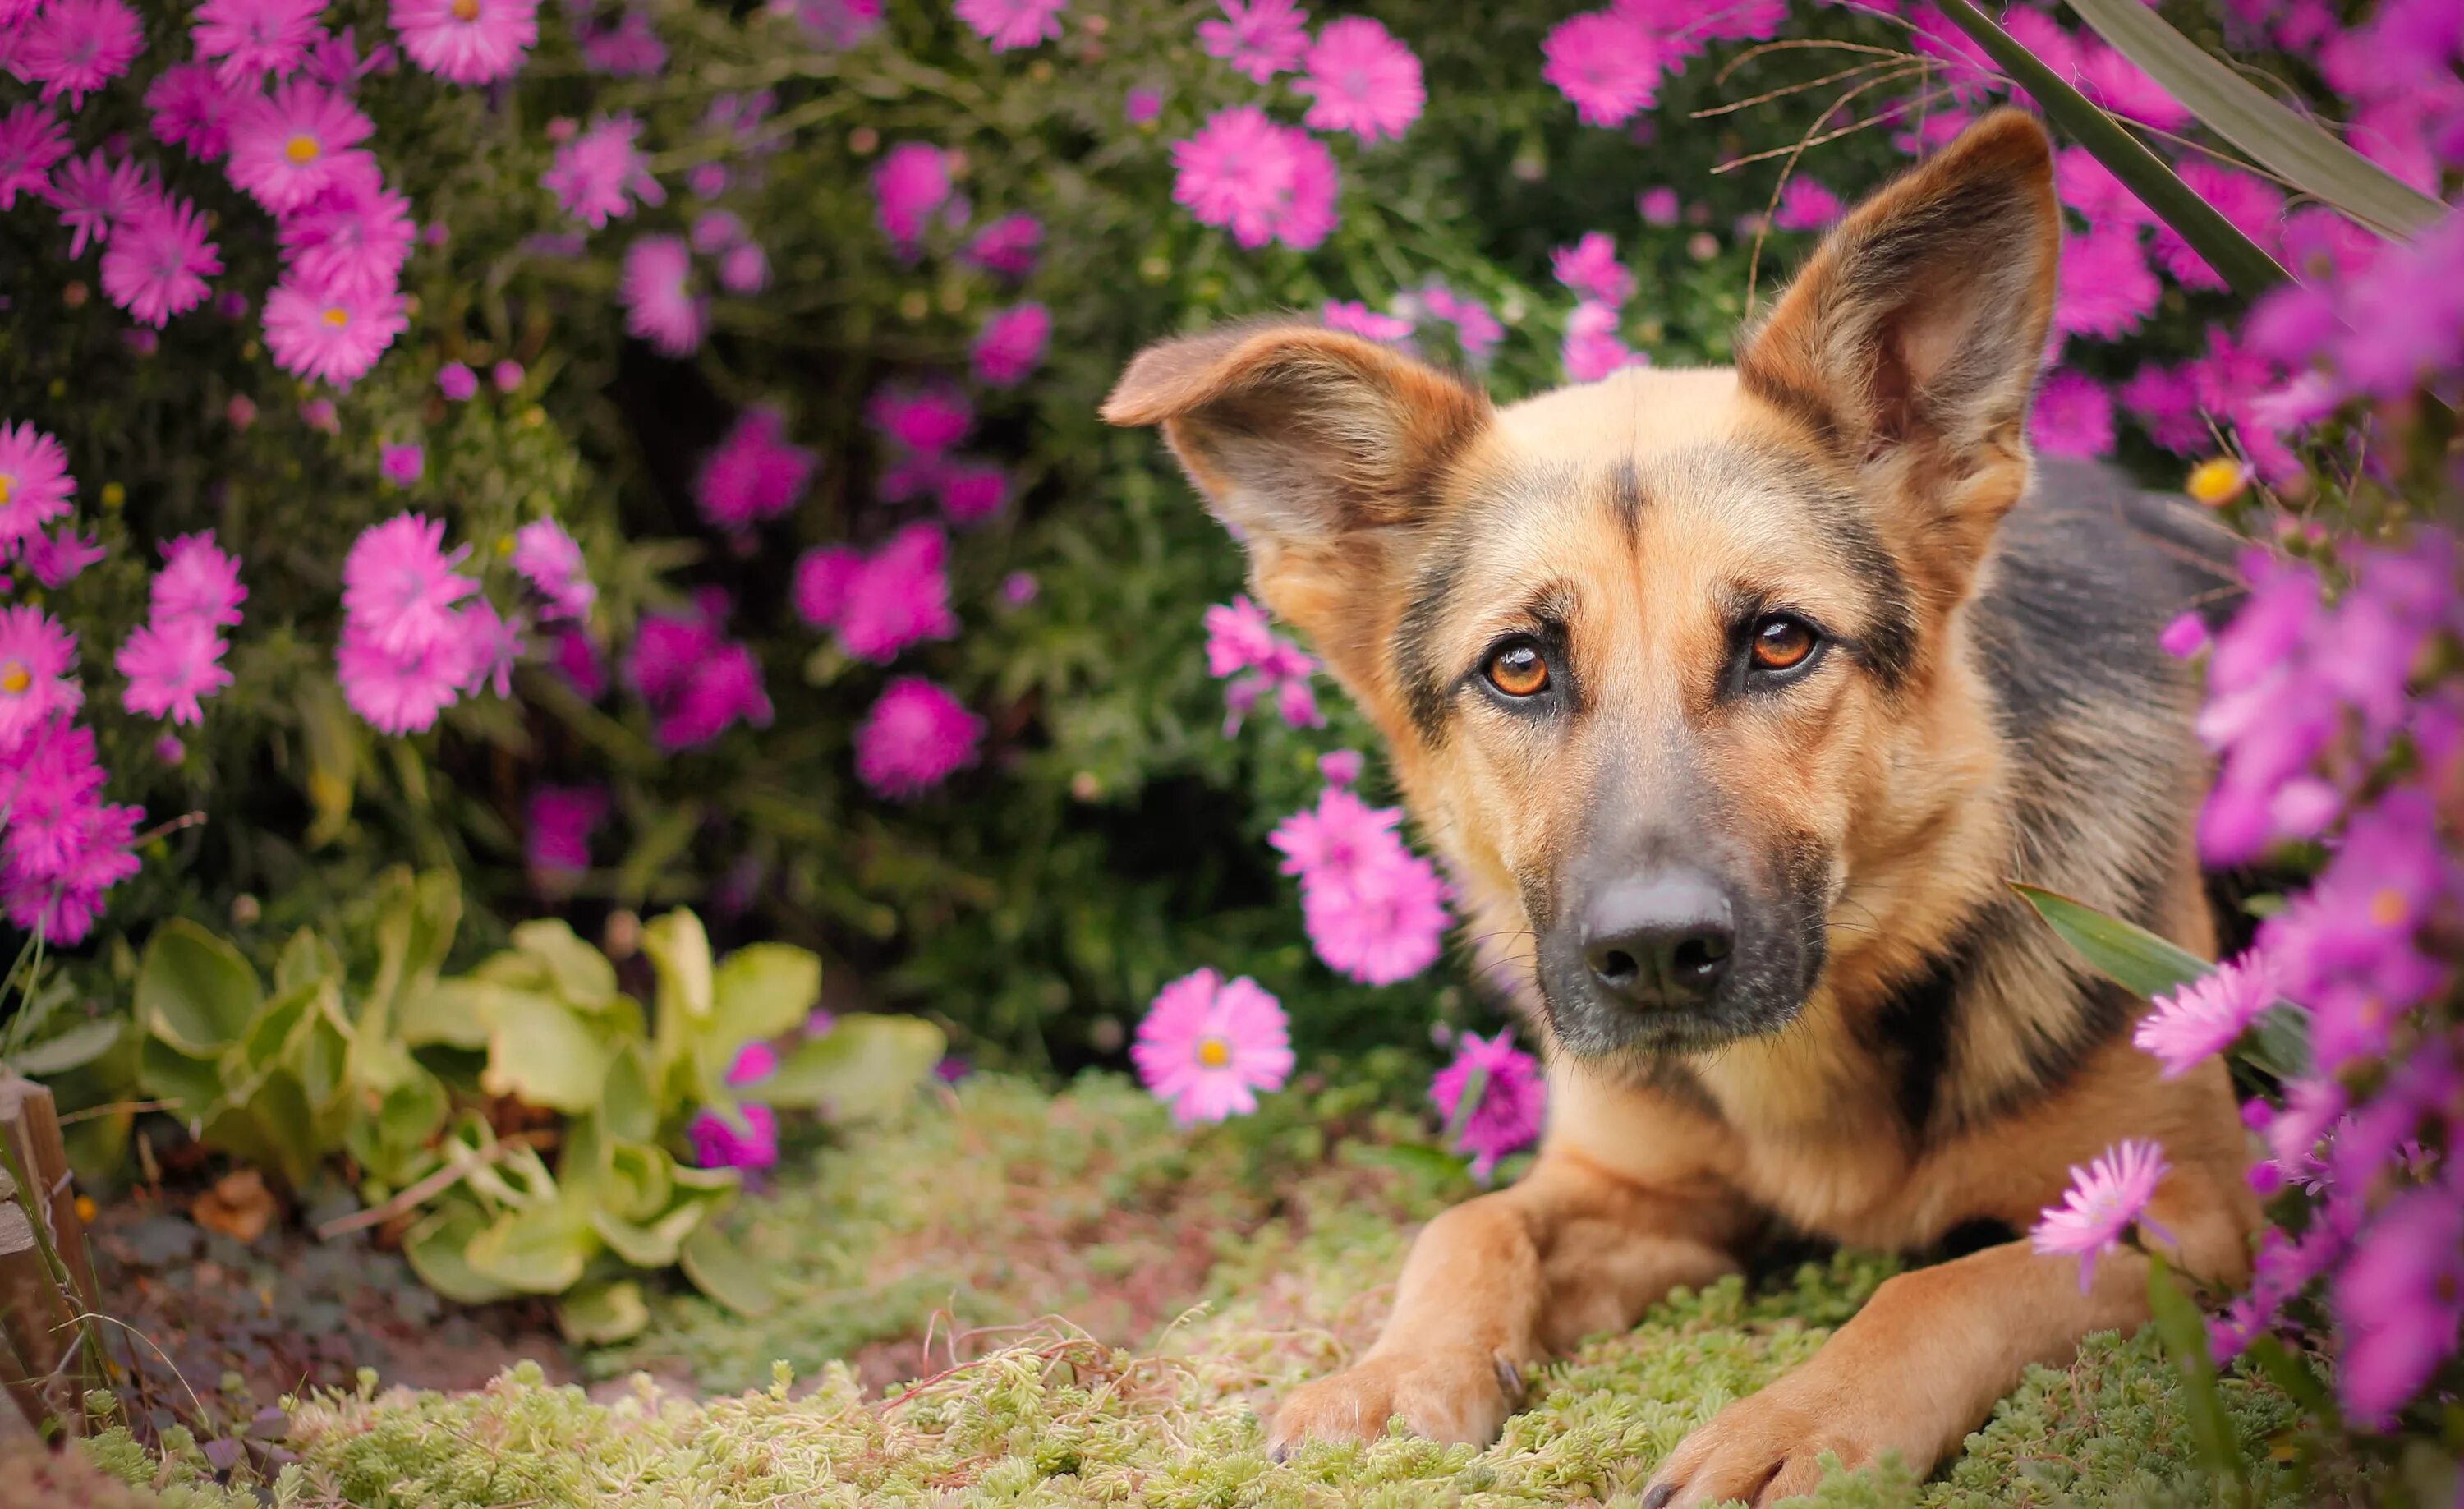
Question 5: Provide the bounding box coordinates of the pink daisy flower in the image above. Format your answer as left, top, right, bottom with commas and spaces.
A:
1293, 16, 1422, 143
1202, 596, 1277, 679
2030, 368, 2115, 459
2053, 145, 2152, 230
380, 442, 425, 486
1322, 299, 1411, 343
524, 783, 607, 882
1198, 0, 1308, 84
102, 194, 223, 327
2151, 161, 2285, 293
151, 531, 247, 630
770, 0, 880, 48
336, 618, 472, 734
619, 234, 703, 356
540, 113, 662, 227
277, 179, 415, 300
837, 522, 958, 663
191, 0, 323, 83
650, 637, 769, 749
687, 1102, 778, 1170
871, 141, 950, 253
264, 277, 408, 387
227, 81, 375, 215
1551, 231, 1632, 307
437, 361, 478, 400
1562, 299, 1641, 382
19, 0, 145, 109
1772, 176, 1844, 232
791, 545, 862, 629
303, 24, 397, 88
551, 629, 605, 701
0, 104, 70, 211
2077, 41, 2190, 130
23, 527, 104, 588
2031, 1138, 2174, 1293
962, 211, 1042, 278
1542, 11, 1662, 127
1171, 106, 1339, 251
1302, 848, 1450, 985
694, 408, 816, 531
868, 382, 974, 454
3, 798, 141, 945
342, 513, 476, 655
1131, 968, 1294, 1126
457, 599, 522, 698
2053, 225, 2160, 341
954, 0, 1064, 52
1639, 185, 1680, 226
969, 301, 1050, 387
718, 241, 769, 294
511, 517, 594, 620
0, 607, 83, 754
2132, 952, 2278, 1079
145, 65, 246, 161
854, 677, 982, 798
391, 0, 539, 84
49, 150, 153, 260
1268, 784, 1402, 887
935, 460, 1008, 526
1125, 86, 1163, 124
1422, 283, 1501, 361
0, 422, 75, 548
1430, 1028, 1547, 1182
116, 617, 232, 725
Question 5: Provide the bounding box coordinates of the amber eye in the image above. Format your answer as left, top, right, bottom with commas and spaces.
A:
1749, 614, 1818, 674
1484, 641, 1551, 697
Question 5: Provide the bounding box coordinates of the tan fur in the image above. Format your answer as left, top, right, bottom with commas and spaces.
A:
1104, 111, 2259, 1506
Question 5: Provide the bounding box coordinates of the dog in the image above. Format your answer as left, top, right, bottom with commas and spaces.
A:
1102, 110, 2260, 1505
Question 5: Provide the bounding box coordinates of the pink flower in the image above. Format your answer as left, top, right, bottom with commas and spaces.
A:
1551, 231, 1632, 307
1125, 85, 1163, 124
227, 81, 375, 215
1322, 300, 1410, 342
492, 358, 522, 391
1131, 968, 1294, 1125
954, 0, 1064, 52
837, 523, 958, 663
871, 141, 950, 253
264, 278, 407, 387
1421, 283, 1502, 362
23, 528, 103, 588
2132, 952, 2278, 1079
1772, 176, 1843, 232
380, 442, 425, 487
392, 0, 540, 84
2030, 1138, 2173, 1294
969, 302, 1050, 386
1302, 847, 1450, 984
2121, 362, 2206, 453
116, 618, 232, 725
2151, 162, 2284, 292
49, 150, 151, 259
511, 518, 594, 620
304, 24, 398, 88
343, 513, 476, 655
1000, 570, 1037, 607
337, 615, 479, 734
277, 178, 415, 301
2054, 225, 2160, 341
19, 0, 145, 108
2053, 145, 2151, 230
0, 606, 83, 753
2328, 1185, 2464, 1427
2, 787, 140, 946
962, 212, 1041, 278
525, 783, 606, 882
1171, 106, 1339, 251
1638, 185, 1680, 226
1198, 0, 1308, 84
1292, 15, 1422, 143
0, 423, 75, 547
0, 718, 108, 876
540, 114, 662, 227
2030, 368, 2115, 459
2078, 40, 2190, 130
792, 545, 864, 628
1562, 299, 1641, 382
620, 234, 704, 356
1542, 10, 1662, 127
0, 104, 71, 210
1317, 748, 1362, 786
623, 610, 770, 749
868, 382, 974, 454
718, 241, 769, 294
935, 459, 1008, 525
101, 193, 222, 327
551, 627, 605, 699
1202, 596, 1277, 679
1430, 1028, 1547, 1181
694, 408, 816, 530
855, 677, 983, 798
772, 0, 881, 48
687, 1102, 778, 1170
438, 361, 477, 400
152, 531, 247, 631
191, 0, 320, 82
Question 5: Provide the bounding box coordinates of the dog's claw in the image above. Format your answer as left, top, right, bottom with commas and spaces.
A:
1639, 1484, 1676, 1509
1267, 1442, 1289, 1465
1492, 1353, 1524, 1402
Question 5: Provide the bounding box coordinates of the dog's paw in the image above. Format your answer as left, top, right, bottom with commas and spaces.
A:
1266, 1347, 1528, 1456
1641, 1383, 1885, 1508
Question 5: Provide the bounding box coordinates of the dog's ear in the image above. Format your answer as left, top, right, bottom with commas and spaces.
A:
1737, 109, 2058, 587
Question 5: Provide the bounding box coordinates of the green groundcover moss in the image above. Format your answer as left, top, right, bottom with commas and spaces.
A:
50, 1075, 2359, 1507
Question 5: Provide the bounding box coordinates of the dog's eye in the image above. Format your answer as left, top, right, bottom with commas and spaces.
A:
1484, 640, 1551, 697
1749, 614, 1819, 675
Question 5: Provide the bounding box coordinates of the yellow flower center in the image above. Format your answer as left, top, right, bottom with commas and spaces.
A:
0, 474, 12, 506
451, 0, 480, 16
0, 660, 29, 697
1194, 1037, 1231, 1069
2185, 458, 2246, 508
284, 133, 319, 165
322, 306, 350, 329
2370, 888, 2407, 928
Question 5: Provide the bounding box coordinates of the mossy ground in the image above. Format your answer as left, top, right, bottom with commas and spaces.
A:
56, 1073, 2356, 1506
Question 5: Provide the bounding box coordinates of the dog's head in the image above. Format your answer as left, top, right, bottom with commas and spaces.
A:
1105, 112, 2059, 1060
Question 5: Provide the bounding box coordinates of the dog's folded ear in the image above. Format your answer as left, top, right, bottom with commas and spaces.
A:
1102, 319, 1492, 549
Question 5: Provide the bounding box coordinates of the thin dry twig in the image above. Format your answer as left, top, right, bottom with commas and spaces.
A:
314, 1131, 556, 1240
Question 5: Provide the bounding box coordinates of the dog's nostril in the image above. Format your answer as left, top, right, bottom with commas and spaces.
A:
1576, 868, 1736, 1009
1597, 948, 1639, 983
1671, 932, 1731, 980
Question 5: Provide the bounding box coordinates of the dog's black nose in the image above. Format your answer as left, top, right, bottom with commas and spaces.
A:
1579, 870, 1735, 1008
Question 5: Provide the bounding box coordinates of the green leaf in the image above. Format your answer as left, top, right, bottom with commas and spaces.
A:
236, 982, 320, 1074
643, 909, 715, 1020
462, 1200, 597, 1294
711, 943, 822, 1047
590, 1198, 709, 1268
480, 996, 616, 1113
136, 1035, 230, 1122
2147, 1258, 2252, 1507
2066, 0, 2444, 240
1930, 0, 2287, 298
758, 1014, 946, 1120
2244, 1004, 2314, 1083
680, 1220, 776, 1318
557, 1281, 650, 1346
273, 928, 343, 996
510, 919, 619, 1010
403, 1202, 517, 1305
8, 1018, 124, 1078
600, 1044, 657, 1144
596, 1139, 675, 1223
2008, 883, 2209, 998
397, 978, 511, 1050
136, 919, 263, 1058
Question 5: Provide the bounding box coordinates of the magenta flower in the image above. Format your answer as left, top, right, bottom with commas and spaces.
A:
1131, 968, 1294, 1125
1292, 16, 1422, 143
1126, 86, 1162, 124
1430, 1028, 1547, 1182
2329, 1185, 2464, 1427
2053, 146, 2151, 230
792, 545, 863, 629
551, 627, 605, 700
854, 677, 982, 798
151, 531, 246, 631
228, 81, 375, 215
492, 358, 523, 391
343, 513, 476, 656
969, 302, 1050, 387
1000, 570, 1038, 607
0, 104, 71, 209
687, 1102, 778, 1171
2030, 368, 2115, 459
525, 783, 607, 882
575, 6, 664, 73
2152, 161, 2285, 292
0, 423, 77, 548
868, 382, 974, 455
837, 523, 958, 663
19, 0, 145, 108
277, 179, 416, 301
1562, 300, 1641, 383
101, 194, 223, 327
1638, 185, 1680, 226
2133, 952, 2278, 1079
2030, 1139, 2172, 1294
0, 607, 84, 754
1551, 231, 1632, 308
336, 616, 480, 734
49, 150, 151, 260
380, 443, 425, 488
2120, 363, 2205, 453
511, 518, 595, 621
1421, 283, 1501, 362
1203, 596, 1276, 678
1303, 848, 1450, 985
624, 611, 771, 750
1322, 301, 1410, 343
304, 24, 397, 88
1317, 748, 1362, 786
718, 241, 770, 294
2077, 40, 2189, 130
392, 0, 540, 84
695, 409, 816, 531
1198, 0, 1308, 84
1542, 11, 1662, 127
437, 361, 478, 400
264, 278, 407, 387
620, 235, 705, 356
961, 211, 1041, 278
935, 459, 1009, 526
541, 114, 662, 227
191, 0, 320, 83
1772, 176, 1844, 232
116, 618, 232, 726
1171, 106, 1338, 251
773, 0, 881, 48
2054, 225, 2160, 341
2, 789, 140, 946
954, 0, 1064, 52
871, 141, 950, 253
23, 527, 103, 588
0, 719, 108, 877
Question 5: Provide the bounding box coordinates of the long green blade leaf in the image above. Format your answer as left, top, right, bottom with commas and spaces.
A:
2067, 0, 2444, 241
1930, 0, 2287, 299
2009, 882, 2209, 999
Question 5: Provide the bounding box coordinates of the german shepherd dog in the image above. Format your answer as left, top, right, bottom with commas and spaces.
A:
1102, 111, 2263, 1504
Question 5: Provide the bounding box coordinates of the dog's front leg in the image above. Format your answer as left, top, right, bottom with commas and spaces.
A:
1267, 1149, 1745, 1454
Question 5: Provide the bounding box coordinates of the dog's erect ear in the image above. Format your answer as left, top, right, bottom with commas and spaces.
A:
1101, 320, 1491, 550
1737, 109, 2058, 580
